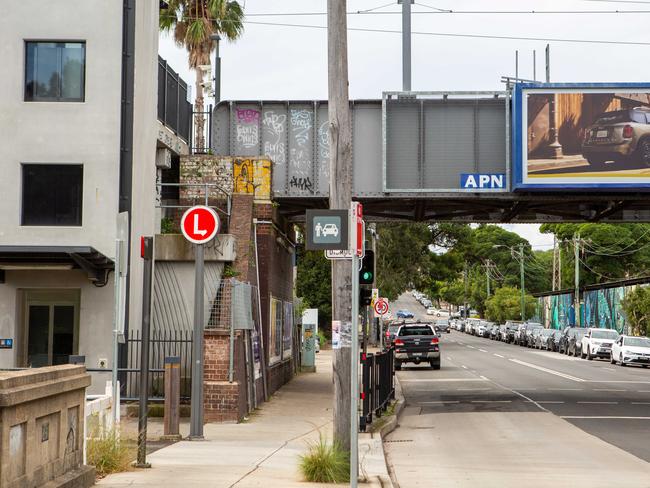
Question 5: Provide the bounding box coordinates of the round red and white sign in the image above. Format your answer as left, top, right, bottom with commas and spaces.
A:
374, 298, 389, 316
180, 206, 220, 244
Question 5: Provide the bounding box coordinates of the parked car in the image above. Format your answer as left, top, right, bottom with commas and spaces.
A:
534, 329, 555, 350
384, 322, 403, 347
426, 307, 436, 315
611, 335, 650, 367
502, 321, 521, 343
434, 318, 451, 334
514, 323, 527, 345
520, 323, 544, 347
582, 107, 650, 168
476, 321, 488, 337
548, 329, 562, 352
481, 321, 494, 339
529, 327, 544, 348
396, 309, 414, 319
581, 328, 619, 360
567, 328, 587, 357
393, 323, 441, 370
489, 324, 499, 340
558, 327, 574, 354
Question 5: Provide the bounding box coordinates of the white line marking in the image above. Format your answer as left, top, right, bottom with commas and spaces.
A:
419, 401, 460, 405
593, 389, 626, 392
562, 416, 650, 420
509, 358, 585, 382
493, 353, 505, 358
446, 356, 452, 361
471, 400, 512, 403
479, 349, 488, 353
631, 402, 650, 405
536, 401, 565, 404
461, 365, 468, 369
467, 345, 475, 349
399, 378, 487, 383
602, 368, 617, 372
457, 387, 491, 391
548, 388, 583, 391
584, 380, 650, 384
577, 401, 618, 404
638, 390, 650, 393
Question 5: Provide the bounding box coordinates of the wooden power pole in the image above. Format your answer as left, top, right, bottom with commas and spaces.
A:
327, 0, 353, 452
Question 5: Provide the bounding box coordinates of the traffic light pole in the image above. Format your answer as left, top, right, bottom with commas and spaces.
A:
350, 252, 360, 488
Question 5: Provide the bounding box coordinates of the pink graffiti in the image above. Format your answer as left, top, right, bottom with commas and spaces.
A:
236, 108, 261, 124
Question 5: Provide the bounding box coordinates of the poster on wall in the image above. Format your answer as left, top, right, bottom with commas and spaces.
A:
512, 84, 650, 190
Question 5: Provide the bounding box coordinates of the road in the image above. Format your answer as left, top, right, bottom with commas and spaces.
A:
385, 293, 650, 488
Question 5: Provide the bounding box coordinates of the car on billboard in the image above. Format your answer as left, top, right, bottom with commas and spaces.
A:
582, 107, 650, 168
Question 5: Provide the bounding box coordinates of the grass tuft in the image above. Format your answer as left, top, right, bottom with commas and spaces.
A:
299, 434, 350, 483
86, 426, 136, 478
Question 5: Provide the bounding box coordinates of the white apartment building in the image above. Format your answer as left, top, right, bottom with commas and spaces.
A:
0, 0, 188, 392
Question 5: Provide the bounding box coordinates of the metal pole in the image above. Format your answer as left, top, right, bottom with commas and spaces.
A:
112, 239, 121, 424
402, 0, 411, 91
350, 252, 360, 488
214, 37, 221, 103
545, 44, 551, 83
515, 50, 519, 81
574, 234, 581, 327
136, 236, 153, 468
519, 244, 526, 321
229, 280, 236, 382
463, 262, 468, 318
533, 50, 537, 81
189, 243, 205, 439
486, 260, 491, 298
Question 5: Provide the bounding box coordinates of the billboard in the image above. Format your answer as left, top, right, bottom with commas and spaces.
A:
513, 83, 650, 190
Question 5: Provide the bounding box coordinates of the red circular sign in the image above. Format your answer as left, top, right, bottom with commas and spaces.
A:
374, 298, 389, 316
180, 206, 220, 244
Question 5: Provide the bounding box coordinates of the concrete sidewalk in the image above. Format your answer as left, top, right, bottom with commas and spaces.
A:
98, 350, 390, 487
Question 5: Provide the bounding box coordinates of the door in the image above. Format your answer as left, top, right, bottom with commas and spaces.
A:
24, 291, 79, 367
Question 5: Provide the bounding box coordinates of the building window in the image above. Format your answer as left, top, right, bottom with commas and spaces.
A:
22, 164, 83, 226
25, 42, 85, 102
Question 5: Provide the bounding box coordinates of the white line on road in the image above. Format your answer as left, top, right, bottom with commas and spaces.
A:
602, 368, 617, 372
509, 358, 585, 382
399, 378, 488, 383
461, 365, 468, 369
470, 400, 512, 403
548, 388, 583, 391
493, 353, 505, 358
593, 389, 626, 392
577, 401, 619, 404
584, 380, 650, 384
419, 401, 460, 405
562, 416, 650, 420
631, 402, 650, 405
446, 356, 452, 361
638, 390, 650, 393
467, 345, 475, 349
479, 349, 488, 353
456, 387, 492, 391
535, 401, 565, 404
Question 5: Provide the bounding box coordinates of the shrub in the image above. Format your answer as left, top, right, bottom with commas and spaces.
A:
299, 435, 350, 483
86, 426, 135, 478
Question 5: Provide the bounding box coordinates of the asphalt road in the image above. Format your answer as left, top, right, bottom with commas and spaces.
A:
385, 293, 650, 487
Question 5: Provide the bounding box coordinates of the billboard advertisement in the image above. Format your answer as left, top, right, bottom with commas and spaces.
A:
512, 83, 650, 190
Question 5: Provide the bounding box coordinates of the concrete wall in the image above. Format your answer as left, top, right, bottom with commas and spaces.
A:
0, 0, 122, 257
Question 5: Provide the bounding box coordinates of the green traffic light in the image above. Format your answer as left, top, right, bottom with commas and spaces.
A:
363, 272, 372, 280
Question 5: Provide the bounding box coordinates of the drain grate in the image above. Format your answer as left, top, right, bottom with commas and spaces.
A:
385, 439, 414, 443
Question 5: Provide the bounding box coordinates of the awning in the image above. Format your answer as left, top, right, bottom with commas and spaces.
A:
0, 246, 114, 285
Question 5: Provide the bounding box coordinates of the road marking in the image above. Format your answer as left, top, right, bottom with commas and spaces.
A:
562, 416, 650, 420
577, 401, 618, 404
548, 388, 583, 391
631, 402, 650, 405
446, 356, 453, 361
535, 401, 565, 404
479, 348, 488, 353
509, 358, 585, 382
593, 388, 626, 392
602, 368, 617, 372
467, 345, 475, 349
471, 400, 512, 403
399, 378, 488, 383
457, 387, 491, 391
638, 390, 650, 393
584, 380, 650, 384
493, 353, 505, 358
461, 365, 468, 369
419, 401, 460, 405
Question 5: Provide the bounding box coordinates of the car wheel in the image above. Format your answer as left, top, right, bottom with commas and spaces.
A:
610, 353, 616, 364
586, 155, 607, 169
395, 362, 402, 371
636, 139, 650, 167
587, 347, 593, 360
619, 354, 626, 367
643, 365, 648, 368
431, 360, 441, 370
581, 349, 586, 359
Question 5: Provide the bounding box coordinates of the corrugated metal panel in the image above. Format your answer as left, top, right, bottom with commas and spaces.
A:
353, 103, 383, 196
477, 102, 507, 174
386, 100, 420, 189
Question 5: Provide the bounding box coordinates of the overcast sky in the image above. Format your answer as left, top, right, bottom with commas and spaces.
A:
159, 0, 650, 248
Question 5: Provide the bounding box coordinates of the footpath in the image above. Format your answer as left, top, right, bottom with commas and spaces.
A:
98, 350, 392, 488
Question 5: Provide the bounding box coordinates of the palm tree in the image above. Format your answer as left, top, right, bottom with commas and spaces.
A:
160, 0, 244, 150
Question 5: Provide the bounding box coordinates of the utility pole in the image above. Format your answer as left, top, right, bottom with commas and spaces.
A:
483, 260, 492, 298
463, 263, 468, 318
552, 236, 557, 291
545, 43, 551, 83
401, 0, 412, 91
517, 244, 526, 321
327, 0, 354, 469
574, 234, 581, 327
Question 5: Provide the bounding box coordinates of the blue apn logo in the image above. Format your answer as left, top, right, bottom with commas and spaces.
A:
460, 173, 506, 190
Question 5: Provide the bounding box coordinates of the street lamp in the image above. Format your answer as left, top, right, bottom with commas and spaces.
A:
209, 33, 221, 103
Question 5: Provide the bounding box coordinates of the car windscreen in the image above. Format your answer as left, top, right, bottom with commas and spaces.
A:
574, 330, 586, 338
435, 320, 449, 325
625, 337, 650, 347
399, 326, 434, 336
592, 330, 619, 339
595, 110, 631, 125
388, 325, 401, 333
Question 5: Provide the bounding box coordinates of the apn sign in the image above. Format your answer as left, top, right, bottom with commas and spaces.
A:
460, 173, 506, 190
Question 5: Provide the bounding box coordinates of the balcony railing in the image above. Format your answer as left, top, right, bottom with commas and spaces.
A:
158, 56, 192, 142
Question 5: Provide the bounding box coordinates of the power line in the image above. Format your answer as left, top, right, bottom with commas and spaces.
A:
239, 20, 650, 46
242, 8, 650, 16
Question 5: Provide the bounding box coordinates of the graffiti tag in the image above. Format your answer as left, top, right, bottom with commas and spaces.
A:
289, 176, 314, 193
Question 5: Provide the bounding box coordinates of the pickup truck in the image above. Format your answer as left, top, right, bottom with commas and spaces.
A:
393, 323, 440, 370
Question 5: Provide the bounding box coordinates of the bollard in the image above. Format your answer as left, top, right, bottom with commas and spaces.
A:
162, 356, 182, 440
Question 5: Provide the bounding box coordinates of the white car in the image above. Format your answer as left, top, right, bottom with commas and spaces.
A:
426, 307, 436, 315
611, 335, 650, 367
581, 328, 619, 360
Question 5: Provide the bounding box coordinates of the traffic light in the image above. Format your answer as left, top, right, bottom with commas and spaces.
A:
359, 250, 375, 285
360, 288, 372, 306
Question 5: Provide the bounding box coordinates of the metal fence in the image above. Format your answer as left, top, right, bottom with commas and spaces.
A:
158, 56, 192, 142
191, 108, 212, 154
122, 329, 193, 402
360, 348, 395, 432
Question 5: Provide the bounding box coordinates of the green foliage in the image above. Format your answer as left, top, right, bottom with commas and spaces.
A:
295, 245, 332, 331
299, 435, 350, 483
485, 286, 536, 323
318, 329, 328, 347
622, 286, 650, 337
222, 264, 239, 278
87, 426, 136, 477
160, 217, 175, 234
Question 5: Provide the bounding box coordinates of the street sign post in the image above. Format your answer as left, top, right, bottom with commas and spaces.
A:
181, 205, 221, 440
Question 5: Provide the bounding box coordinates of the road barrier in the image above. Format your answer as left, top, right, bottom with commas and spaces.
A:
360, 348, 395, 432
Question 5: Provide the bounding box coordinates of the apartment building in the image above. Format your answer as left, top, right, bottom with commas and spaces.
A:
0, 0, 188, 392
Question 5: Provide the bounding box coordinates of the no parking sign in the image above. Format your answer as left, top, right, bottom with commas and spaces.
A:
374, 298, 389, 316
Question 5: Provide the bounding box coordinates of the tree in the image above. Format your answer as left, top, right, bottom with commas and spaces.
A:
295, 245, 332, 334
484, 286, 536, 323
622, 286, 650, 337
160, 0, 244, 147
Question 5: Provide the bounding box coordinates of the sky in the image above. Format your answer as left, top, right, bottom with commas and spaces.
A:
159, 0, 650, 248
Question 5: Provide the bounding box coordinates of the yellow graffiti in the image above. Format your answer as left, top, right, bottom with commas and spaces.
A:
233, 158, 272, 200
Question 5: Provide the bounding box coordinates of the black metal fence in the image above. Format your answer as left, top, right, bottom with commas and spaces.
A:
191, 108, 212, 154
360, 348, 395, 432
158, 56, 192, 142
122, 329, 193, 402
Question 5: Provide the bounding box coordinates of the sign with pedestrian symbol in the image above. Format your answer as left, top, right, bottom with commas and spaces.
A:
305, 209, 349, 251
